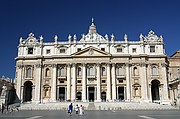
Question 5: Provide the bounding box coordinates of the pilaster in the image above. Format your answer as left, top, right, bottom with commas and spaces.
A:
66, 64, 71, 101
82, 63, 87, 102
71, 63, 76, 101
51, 64, 57, 102
106, 63, 111, 101
140, 63, 148, 101
111, 63, 116, 101
96, 63, 101, 102
126, 63, 131, 101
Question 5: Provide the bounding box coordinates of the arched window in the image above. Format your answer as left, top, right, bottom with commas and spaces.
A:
59, 67, 65, 76
133, 67, 138, 76
78, 67, 82, 76
45, 68, 50, 77
152, 66, 157, 75
89, 66, 94, 76
102, 67, 106, 76
118, 67, 123, 76
26, 68, 32, 78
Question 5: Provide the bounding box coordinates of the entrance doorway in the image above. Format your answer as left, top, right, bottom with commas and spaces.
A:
101, 92, 106, 102
76, 92, 82, 101
118, 87, 124, 101
23, 81, 33, 102
88, 87, 95, 102
59, 87, 65, 101
151, 80, 160, 102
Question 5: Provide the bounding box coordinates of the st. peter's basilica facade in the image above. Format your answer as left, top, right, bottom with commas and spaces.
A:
14, 20, 170, 104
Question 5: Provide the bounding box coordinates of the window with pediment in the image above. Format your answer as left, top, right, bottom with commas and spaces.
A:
59, 67, 65, 76
152, 66, 157, 76
88, 66, 94, 76
102, 67, 106, 76
45, 68, 50, 77
133, 67, 138, 76
59, 48, 66, 53
26, 67, 32, 78
118, 67, 123, 76
28, 48, 33, 54
150, 46, 155, 53
77, 67, 82, 76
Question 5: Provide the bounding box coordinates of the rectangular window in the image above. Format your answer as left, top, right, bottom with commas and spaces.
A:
60, 49, 66, 53
46, 49, 50, 54
150, 46, 155, 53
28, 48, 33, 54
102, 80, 106, 83
60, 81, 64, 83
118, 79, 123, 83
77, 80, 81, 83
117, 48, 122, 53
77, 48, 81, 52
132, 48, 136, 53
101, 48, 105, 51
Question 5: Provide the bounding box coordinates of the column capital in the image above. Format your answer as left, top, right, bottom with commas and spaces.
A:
52, 64, 57, 68
161, 62, 167, 67
17, 64, 23, 69
125, 62, 131, 67
140, 62, 147, 67
96, 63, 101, 67
35, 64, 43, 68
82, 63, 87, 67
72, 63, 76, 67
66, 64, 71, 68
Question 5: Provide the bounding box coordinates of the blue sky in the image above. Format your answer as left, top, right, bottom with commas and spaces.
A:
0, 0, 179, 78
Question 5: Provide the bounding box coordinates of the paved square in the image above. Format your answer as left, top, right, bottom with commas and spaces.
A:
0, 110, 180, 119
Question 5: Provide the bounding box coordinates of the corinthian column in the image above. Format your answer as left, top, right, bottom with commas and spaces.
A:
35, 64, 42, 103
106, 63, 111, 101
71, 63, 76, 101
51, 64, 57, 102
126, 63, 131, 101
82, 63, 87, 102
96, 63, 101, 102
140, 63, 148, 101
16, 64, 23, 102
66, 64, 71, 101
161, 63, 169, 100
111, 63, 116, 101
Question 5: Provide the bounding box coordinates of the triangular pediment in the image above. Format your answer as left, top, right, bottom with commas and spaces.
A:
71, 46, 111, 57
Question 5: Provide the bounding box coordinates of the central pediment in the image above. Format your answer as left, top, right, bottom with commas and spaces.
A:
71, 46, 111, 57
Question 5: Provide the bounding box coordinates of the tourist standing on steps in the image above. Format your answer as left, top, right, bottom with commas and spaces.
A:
75, 104, 79, 115
68, 103, 73, 116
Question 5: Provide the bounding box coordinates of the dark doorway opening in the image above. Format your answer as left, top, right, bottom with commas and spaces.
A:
59, 87, 65, 101
101, 92, 106, 102
151, 80, 160, 102
118, 87, 124, 101
88, 87, 95, 102
76, 92, 82, 101
23, 81, 33, 102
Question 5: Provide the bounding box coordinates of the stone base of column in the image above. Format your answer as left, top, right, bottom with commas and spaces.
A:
82, 99, 88, 102
161, 100, 171, 105
140, 99, 151, 103
95, 99, 101, 102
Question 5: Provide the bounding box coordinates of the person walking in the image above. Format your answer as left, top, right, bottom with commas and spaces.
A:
68, 103, 73, 116
75, 104, 79, 115
79, 105, 83, 116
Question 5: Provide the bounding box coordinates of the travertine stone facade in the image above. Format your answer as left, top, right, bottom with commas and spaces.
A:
14, 20, 171, 104
168, 51, 180, 107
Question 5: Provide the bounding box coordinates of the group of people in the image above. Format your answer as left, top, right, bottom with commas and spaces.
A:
68, 103, 85, 116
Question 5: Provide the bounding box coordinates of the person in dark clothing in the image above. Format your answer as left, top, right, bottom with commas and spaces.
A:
68, 103, 73, 116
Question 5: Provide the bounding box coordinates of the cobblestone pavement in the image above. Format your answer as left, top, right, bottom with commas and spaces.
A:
0, 110, 180, 119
